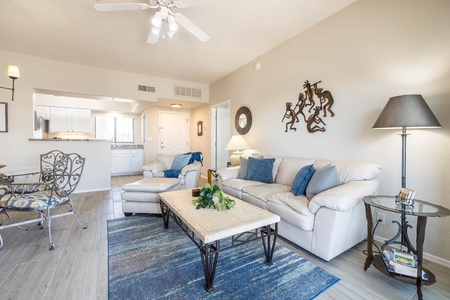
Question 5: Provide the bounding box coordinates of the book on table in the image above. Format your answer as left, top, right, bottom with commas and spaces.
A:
390, 248, 416, 268
381, 251, 428, 281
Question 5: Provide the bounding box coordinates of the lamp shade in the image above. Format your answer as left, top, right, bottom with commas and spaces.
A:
7, 65, 20, 79
225, 135, 250, 151
373, 94, 441, 129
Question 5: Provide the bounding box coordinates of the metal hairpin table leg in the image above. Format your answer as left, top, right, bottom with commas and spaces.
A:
200, 240, 220, 292
261, 223, 278, 266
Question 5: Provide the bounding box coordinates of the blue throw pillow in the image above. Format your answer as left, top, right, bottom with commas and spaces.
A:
291, 165, 315, 196
171, 154, 192, 171
246, 157, 275, 183
305, 165, 340, 200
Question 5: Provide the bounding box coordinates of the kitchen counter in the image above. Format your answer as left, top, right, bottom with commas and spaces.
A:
111, 144, 144, 149
25, 139, 111, 192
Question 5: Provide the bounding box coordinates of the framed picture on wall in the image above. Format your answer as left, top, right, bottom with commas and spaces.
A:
0, 102, 8, 132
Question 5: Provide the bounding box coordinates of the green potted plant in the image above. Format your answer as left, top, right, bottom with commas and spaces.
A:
192, 183, 235, 211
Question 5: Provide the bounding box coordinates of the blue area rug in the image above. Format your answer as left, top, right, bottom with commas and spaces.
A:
108, 214, 339, 300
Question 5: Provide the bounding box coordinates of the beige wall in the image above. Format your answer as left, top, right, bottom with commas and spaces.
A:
191, 104, 212, 177
210, 0, 450, 263
0, 52, 209, 191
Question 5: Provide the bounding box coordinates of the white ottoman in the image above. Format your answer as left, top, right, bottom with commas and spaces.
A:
121, 178, 181, 216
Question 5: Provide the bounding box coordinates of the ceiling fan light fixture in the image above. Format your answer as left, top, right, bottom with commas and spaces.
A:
167, 15, 178, 31
95, 1, 211, 44
151, 11, 163, 27
151, 26, 160, 35
166, 29, 175, 37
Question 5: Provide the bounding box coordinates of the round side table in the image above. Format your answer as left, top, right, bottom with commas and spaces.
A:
363, 195, 450, 300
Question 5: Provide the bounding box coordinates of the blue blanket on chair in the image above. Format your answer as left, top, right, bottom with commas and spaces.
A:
164, 152, 203, 178
164, 169, 181, 178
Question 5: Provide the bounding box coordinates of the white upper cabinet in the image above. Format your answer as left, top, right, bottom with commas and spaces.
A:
49, 107, 91, 133
35, 106, 50, 119
71, 109, 92, 133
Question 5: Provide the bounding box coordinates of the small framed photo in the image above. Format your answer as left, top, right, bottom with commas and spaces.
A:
0, 102, 7, 132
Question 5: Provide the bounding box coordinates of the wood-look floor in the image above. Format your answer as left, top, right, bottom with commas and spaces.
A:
0, 175, 449, 300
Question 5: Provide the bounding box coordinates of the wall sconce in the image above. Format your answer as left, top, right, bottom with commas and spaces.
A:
0, 65, 20, 101
197, 121, 203, 136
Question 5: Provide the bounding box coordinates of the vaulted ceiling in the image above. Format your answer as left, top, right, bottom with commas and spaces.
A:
0, 0, 356, 85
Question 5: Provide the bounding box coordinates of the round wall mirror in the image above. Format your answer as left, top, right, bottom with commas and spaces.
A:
235, 106, 252, 135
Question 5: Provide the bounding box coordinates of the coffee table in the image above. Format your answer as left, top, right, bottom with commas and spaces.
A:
159, 189, 280, 292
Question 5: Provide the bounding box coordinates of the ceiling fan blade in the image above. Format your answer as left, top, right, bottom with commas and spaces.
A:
174, 0, 217, 8
147, 31, 160, 44
176, 14, 210, 42
94, 3, 153, 12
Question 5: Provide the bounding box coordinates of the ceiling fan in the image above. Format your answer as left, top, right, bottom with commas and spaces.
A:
94, 0, 214, 44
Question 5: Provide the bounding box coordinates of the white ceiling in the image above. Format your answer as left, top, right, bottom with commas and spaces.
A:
0, 0, 356, 86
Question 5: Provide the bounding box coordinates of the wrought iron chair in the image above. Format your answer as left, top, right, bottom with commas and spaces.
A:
0, 150, 87, 250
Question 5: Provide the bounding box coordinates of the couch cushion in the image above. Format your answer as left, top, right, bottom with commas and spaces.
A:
222, 178, 265, 191
238, 156, 249, 179
246, 157, 275, 183
275, 157, 316, 185
157, 154, 176, 170
153, 171, 166, 178
291, 164, 315, 196
266, 192, 314, 231
242, 184, 291, 205
171, 154, 192, 170
121, 178, 180, 193
314, 159, 382, 184
306, 165, 339, 200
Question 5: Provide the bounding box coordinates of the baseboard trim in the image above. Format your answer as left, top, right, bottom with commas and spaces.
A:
374, 235, 450, 268
74, 187, 111, 194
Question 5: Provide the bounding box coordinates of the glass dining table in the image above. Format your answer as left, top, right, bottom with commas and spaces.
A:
0, 166, 41, 184
0, 166, 41, 200
0, 165, 42, 247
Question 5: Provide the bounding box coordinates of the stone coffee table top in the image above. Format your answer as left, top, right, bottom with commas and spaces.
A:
159, 189, 280, 243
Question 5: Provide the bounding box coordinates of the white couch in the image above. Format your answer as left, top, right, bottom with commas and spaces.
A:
142, 154, 202, 189
216, 153, 381, 261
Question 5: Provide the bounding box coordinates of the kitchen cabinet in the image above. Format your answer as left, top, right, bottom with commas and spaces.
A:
49, 107, 91, 133
35, 106, 50, 119
130, 149, 145, 173
111, 149, 144, 175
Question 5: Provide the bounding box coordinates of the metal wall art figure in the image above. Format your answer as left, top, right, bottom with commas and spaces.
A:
281, 80, 335, 133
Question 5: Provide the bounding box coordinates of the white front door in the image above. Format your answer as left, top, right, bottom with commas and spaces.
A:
158, 111, 190, 154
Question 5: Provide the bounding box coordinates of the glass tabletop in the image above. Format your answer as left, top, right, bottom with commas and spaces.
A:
0, 166, 40, 177
363, 195, 450, 217
0, 166, 41, 185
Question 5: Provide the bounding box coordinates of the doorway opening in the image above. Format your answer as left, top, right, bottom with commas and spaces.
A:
211, 100, 230, 171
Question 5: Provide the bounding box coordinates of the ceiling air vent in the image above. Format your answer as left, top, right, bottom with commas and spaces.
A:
138, 85, 156, 93
173, 85, 202, 99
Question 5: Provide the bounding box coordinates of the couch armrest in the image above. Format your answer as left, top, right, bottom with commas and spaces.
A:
216, 166, 240, 189
216, 166, 240, 182
181, 161, 201, 176
182, 161, 202, 189
308, 180, 379, 214
142, 161, 166, 175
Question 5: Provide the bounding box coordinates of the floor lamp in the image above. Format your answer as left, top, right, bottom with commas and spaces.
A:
372, 94, 441, 188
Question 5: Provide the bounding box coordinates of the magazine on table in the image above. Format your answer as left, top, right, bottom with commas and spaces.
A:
381, 251, 428, 281
390, 248, 417, 268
